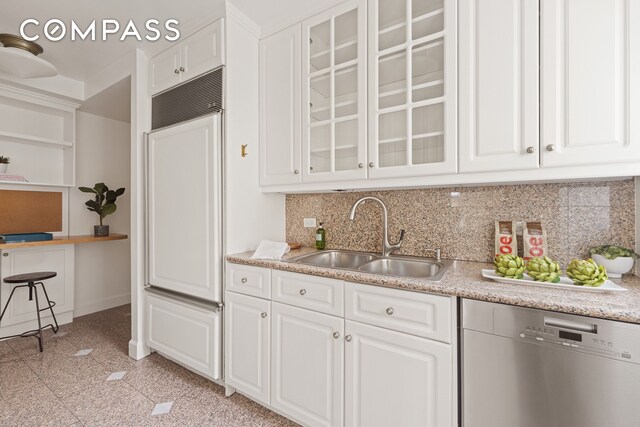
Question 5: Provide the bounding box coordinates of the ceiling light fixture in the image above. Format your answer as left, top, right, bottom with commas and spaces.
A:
0, 33, 57, 79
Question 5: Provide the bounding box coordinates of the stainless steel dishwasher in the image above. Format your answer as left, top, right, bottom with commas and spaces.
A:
461, 299, 640, 427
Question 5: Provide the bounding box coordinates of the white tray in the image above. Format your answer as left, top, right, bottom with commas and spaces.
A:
481, 269, 626, 293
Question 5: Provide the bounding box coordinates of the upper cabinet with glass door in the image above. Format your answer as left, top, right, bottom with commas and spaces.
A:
302, 0, 368, 183
368, 0, 456, 178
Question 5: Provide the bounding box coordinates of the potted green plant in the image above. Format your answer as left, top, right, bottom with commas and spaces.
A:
0, 156, 10, 174
79, 183, 125, 237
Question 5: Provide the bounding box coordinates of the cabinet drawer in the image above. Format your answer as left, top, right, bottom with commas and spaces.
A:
226, 263, 271, 298
272, 270, 343, 316
146, 290, 221, 380
345, 282, 452, 343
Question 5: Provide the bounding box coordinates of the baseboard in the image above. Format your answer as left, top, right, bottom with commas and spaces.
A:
74, 293, 131, 317
129, 339, 151, 360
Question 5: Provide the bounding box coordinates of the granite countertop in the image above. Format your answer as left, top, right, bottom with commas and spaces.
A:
226, 247, 640, 325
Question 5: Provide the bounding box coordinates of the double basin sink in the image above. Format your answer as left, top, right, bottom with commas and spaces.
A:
288, 250, 451, 281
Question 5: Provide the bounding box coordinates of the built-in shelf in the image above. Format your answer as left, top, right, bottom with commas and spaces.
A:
0, 84, 78, 188
311, 144, 358, 154
311, 38, 357, 60
0, 131, 72, 148
379, 79, 444, 99
379, 8, 444, 36
0, 234, 128, 250
0, 180, 75, 188
310, 113, 359, 127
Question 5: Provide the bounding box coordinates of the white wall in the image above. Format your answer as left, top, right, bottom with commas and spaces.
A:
224, 15, 286, 253
70, 111, 131, 316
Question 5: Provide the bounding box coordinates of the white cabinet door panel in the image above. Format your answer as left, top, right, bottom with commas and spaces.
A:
541, 0, 640, 166
260, 24, 302, 186
271, 302, 344, 427
301, 0, 368, 183
345, 320, 452, 427
147, 291, 221, 379
150, 47, 181, 95
181, 20, 225, 82
147, 116, 222, 301
459, 0, 539, 172
0, 245, 74, 326
225, 291, 270, 405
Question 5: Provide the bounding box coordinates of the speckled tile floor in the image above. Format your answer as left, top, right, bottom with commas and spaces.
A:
0, 305, 297, 426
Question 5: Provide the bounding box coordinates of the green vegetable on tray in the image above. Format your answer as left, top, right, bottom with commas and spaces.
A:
526, 256, 562, 283
589, 245, 639, 260
494, 254, 526, 279
566, 258, 608, 287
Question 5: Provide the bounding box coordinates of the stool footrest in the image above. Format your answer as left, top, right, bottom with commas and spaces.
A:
0, 323, 57, 341
37, 301, 56, 312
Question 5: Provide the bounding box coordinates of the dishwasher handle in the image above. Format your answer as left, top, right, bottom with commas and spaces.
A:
544, 316, 598, 334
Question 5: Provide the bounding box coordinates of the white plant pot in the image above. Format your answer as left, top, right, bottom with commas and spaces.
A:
591, 254, 635, 278
0, 164, 7, 174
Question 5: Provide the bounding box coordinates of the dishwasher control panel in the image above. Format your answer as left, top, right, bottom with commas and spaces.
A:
462, 299, 640, 365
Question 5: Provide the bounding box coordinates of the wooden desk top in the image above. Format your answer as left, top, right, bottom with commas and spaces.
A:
0, 234, 128, 250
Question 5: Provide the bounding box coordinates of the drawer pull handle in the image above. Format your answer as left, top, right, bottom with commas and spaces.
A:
333, 331, 340, 339
241, 277, 247, 284
345, 335, 352, 342
386, 307, 394, 315
299, 289, 306, 295
261, 312, 267, 318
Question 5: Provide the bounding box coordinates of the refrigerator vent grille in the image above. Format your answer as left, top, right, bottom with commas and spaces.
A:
152, 67, 223, 130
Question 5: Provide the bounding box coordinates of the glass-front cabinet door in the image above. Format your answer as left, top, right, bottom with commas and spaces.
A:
302, 0, 368, 182
368, 0, 457, 178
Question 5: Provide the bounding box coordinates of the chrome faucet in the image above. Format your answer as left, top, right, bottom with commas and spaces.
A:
348, 196, 405, 257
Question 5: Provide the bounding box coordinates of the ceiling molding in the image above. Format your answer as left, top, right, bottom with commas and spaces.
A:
225, 1, 262, 39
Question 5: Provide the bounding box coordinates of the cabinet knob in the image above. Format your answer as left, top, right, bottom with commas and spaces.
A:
241, 277, 247, 284
261, 312, 267, 318
299, 289, 306, 296
333, 331, 340, 339
2, 252, 8, 257
294, 169, 299, 174
174, 68, 180, 74
546, 144, 555, 152
179, 66, 185, 72
386, 307, 394, 315
368, 162, 374, 168
526, 146, 535, 154
358, 163, 364, 168
345, 335, 352, 342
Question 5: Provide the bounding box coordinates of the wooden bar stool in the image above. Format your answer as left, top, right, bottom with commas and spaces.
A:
0, 271, 59, 352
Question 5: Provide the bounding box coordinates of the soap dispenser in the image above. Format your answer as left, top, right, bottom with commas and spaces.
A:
315, 222, 326, 250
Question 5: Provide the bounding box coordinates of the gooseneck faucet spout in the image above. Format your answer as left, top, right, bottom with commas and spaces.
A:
348, 196, 405, 257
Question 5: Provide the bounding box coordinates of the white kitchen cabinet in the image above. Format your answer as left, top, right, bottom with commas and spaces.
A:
458, 0, 539, 172
541, 0, 640, 167
149, 47, 181, 97
149, 19, 225, 95
147, 116, 222, 302
180, 20, 225, 82
301, 0, 368, 183
259, 24, 302, 186
225, 291, 270, 405
271, 301, 344, 427
146, 290, 221, 380
0, 245, 74, 327
344, 320, 452, 427
367, 0, 457, 178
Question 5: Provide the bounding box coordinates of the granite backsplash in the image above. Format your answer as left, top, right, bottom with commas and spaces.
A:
285, 180, 636, 268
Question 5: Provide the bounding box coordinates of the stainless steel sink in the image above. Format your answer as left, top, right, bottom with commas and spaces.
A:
357, 257, 448, 280
288, 250, 450, 280
289, 250, 379, 269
